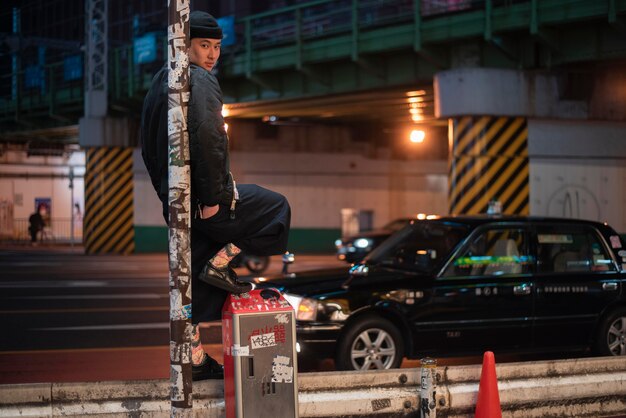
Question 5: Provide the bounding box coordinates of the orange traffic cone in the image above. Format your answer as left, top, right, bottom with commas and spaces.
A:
475, 351, 502, 418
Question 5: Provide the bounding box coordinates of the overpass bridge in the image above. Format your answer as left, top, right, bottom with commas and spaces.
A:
3, 0, 625, 132
1, 0, 625, 254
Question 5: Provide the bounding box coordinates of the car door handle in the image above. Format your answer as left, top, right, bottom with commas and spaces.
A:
602, 282, 618, 291
513, 284, 532, 295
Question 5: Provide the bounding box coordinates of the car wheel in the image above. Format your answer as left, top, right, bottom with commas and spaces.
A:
336, 316, 404, 371
595, 308, 626, 356
244, 255, 269, 274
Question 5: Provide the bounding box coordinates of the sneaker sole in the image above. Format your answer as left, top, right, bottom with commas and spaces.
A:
198, 274, 252, 294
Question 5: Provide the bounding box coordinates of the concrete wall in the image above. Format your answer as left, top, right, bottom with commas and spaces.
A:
0, 150, 85, 240
528, 119, 626, 232
133, 149, 449, 252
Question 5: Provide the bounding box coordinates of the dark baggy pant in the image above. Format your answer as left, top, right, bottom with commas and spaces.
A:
187, 184, 291, 323
29, 228, 38, 243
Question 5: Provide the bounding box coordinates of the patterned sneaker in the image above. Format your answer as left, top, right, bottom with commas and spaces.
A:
198, 262, 252, 294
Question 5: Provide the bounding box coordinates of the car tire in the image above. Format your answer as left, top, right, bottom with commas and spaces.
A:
336, 315, 404, 371
595, 307, 626, 356
244, 255, 269, 274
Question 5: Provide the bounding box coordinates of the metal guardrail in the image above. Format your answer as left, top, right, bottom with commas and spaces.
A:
1, 356, 625, 417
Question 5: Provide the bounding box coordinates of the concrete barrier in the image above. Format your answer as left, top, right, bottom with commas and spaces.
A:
1, 356, 625, 417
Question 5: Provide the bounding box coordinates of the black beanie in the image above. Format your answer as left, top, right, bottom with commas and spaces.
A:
190, 11, 223, 39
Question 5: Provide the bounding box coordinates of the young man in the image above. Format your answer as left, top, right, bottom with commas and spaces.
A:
141, 11, 291, 381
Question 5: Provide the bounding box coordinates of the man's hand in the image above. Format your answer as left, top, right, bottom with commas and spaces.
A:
200, 204, 219, 219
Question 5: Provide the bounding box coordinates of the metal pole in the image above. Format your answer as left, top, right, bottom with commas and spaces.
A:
167, 0, 192, 415
69, 166, 74, 248
420, 357, 437, 418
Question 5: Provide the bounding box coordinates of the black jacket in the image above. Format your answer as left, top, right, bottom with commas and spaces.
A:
141, 64, 234, 217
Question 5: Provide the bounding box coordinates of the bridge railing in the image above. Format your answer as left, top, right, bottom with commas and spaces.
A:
1, 218, 83, 244
236, 0, 488, 50
0, 0, 531, 125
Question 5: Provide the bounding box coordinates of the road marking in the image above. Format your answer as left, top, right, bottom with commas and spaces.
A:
28, 321, 223, 331
0, 280, 164, 288
33, 322, 170, 331
0, 306, 168, 315
0, 345, 171, 355
11, 293, 168, 300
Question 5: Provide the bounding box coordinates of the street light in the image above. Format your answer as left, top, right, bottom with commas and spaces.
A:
410, 129, 425, 143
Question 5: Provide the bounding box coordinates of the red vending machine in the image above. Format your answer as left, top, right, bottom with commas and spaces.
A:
222, 288, 299, 418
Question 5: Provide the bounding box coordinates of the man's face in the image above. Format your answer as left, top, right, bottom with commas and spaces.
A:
189, 38, 221, 72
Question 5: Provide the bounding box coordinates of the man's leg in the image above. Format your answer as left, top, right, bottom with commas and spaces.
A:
189, 228, 227, 380
190, 226, 236, 320
231, 184, 291, 255
191, 324, 223, 380
194, 184, 291, 257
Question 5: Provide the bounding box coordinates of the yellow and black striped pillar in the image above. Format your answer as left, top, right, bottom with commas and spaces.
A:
83, 147, 135, 254
449, 116, 529, 215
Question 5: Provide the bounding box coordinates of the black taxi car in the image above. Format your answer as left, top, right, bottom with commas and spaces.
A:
257, 216, 626, 371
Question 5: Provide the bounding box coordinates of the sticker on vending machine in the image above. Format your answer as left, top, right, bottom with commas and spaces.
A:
231, 344, 250, 356
275, 313, 289, 324
250, 332, 277, 349
271, 355, 293, 383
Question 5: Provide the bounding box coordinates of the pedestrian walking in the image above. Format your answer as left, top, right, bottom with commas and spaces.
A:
141, 10, 291, 381
28, 206, 45, 245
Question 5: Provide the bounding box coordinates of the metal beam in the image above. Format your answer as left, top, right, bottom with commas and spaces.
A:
84, 0, 108, 118
351, 0, 359, 62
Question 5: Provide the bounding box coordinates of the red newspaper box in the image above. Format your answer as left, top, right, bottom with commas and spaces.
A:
222, 288, 299, 418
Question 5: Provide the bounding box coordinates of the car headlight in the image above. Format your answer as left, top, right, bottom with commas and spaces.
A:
283, 293, 318, 321
354, 238, 373, 249
335, 239, 343, 248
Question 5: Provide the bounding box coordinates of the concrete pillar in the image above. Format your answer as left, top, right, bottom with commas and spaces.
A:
435, 64, 626, 229
436, 68, 535, 215
79, 117, 137, 254
448, 116, 529, 215
83, 146, 135, 254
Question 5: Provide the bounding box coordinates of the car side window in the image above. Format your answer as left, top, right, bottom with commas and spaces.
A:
442, 228, 531, 277
536, 225, 616, 273
371, 224, 467, 272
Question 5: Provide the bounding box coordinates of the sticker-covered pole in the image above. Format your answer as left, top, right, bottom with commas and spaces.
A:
167, 0, 193, 415
420, 357, 437, 418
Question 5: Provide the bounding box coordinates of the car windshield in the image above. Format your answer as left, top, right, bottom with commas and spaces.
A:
365, 221, 469, 273
383, 219, 410, 232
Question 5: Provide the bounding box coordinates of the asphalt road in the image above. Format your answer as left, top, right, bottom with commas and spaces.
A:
0, 245, 588, 384
0, 246, 345, 383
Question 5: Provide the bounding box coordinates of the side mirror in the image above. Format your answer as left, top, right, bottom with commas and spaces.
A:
282, 252, 295, 264
349, 264, 369, 277
342, 264, 368, 289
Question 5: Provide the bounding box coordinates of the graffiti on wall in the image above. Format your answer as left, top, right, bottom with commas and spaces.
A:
546, 185, 601, 221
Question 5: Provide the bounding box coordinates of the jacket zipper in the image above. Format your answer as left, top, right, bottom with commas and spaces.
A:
230, 173, 238, 220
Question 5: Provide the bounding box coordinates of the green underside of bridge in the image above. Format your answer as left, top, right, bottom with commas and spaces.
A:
134, 225, 340, 254
223, 1, 626, 102
2, 0, 626, 132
